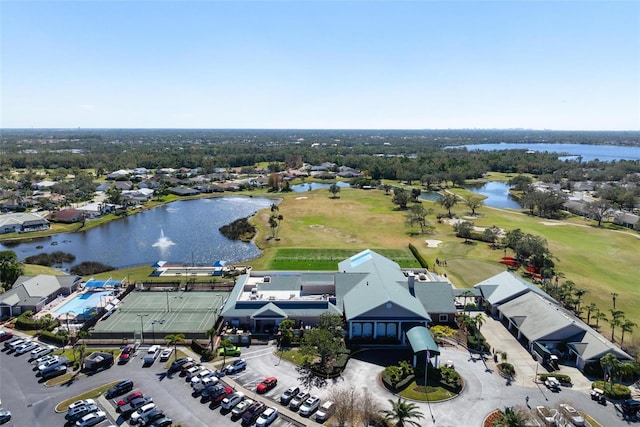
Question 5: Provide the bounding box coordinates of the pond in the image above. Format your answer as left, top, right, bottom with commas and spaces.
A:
290, 181, 351, 192
418, 182, 521, 209
1, 196, 276, 269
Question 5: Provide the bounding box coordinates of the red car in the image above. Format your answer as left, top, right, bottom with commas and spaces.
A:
212, 387, 234, 405
117, 391, 143, 406
256, 377, 277, 394
0, 332, 14, 343
118, 345, 134, 364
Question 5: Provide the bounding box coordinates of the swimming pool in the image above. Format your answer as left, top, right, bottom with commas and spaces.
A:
53, 291, 114, 317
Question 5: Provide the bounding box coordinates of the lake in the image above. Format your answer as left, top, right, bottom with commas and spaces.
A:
420, 182, 521, 209
291, 181, 351, 192
1, 197, 275, 269
446, 143, 640, 162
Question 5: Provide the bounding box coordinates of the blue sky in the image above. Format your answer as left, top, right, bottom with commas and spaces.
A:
1, 1, 639, 130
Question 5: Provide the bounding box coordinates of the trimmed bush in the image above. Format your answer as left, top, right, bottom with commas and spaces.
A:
408, 243, 428, 268
40, 330, 68, 346
539, 373, 572, 385
190, 339, 213, 361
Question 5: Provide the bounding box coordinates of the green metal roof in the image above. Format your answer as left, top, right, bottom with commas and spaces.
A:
406, 326, 440, 355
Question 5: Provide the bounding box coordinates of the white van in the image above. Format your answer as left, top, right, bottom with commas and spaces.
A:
143, 345, 160, 365
315, 401, 336, 422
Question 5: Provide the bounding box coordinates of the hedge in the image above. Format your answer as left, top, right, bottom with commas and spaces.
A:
190, 339, 213, 361
593, 381, 631, 400
408, 243, 428, 268
40, 330, 68, 346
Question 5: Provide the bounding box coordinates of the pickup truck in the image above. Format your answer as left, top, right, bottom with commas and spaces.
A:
117, 396, 153, 416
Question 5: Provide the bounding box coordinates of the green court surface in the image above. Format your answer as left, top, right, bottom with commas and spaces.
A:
92, 290, 228, 339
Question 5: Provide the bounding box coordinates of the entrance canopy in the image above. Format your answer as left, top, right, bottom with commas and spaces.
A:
406, 326, 440, 356
250, 302, 288, 319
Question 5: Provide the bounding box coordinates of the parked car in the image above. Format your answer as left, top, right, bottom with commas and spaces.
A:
106, 379, 134, 398
143, 345, 161, 365
117, 391, 144, 407
148, 416, 172, 427
140, 409, 165, 426
6, 339, 27, 352
15, 341, 39, 355
3, 337, 24, 349
179, 361, 197, 376
68, 399, 96, 411
185, 365, 205, 381
0, 410, 11, 423
119, 345, 135, 364
169, 357, 193, 372
255, 407, 278, 427
559, 403, 585, 426
241, 401, 265, 426
289, 391, 310, 411
29, 346, 53, 361
118, 397, 152, 416
189, 369, 213, 385
41, 364, 67, 380
280, 386, 300, 405
544, 376, 560, 391
0, 331, 14, 342
192, 377, 219, 396
75, 410, 106, 427
37, 357, 68, 374
65, 403, 99, 422
130, 402, 157, 424
159, 347, 173, 361
221, 391, 245, 411
231, 398, 255, 419
33, 354, 58, 370
200, 384, 224, 402
256, 376, 278, 394
224, 359, 247, 374
209, 387, 232, 406
315, 401, 336, 422
299, 395, 321, 416
218, 345, 241, 357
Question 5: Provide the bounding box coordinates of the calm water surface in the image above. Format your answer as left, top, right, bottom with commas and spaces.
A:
447, 143, 640, 162
291, 181, 351, 192
1, 197, 275, 269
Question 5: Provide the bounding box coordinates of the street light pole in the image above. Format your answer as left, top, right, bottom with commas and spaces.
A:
137, 313, 149, 343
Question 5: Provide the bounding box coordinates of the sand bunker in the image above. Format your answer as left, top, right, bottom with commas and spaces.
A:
295, 196, 308, 200
425, 239, 443, 248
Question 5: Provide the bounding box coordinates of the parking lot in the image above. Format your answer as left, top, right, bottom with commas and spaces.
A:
0, 332, 314, 427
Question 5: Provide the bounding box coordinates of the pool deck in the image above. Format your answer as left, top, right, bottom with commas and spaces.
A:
34, 284, 122, 324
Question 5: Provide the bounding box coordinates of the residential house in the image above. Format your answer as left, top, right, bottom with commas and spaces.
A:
613, 211, 639, 230
0, 212, 50, 234
48, 208, 85, 224
169, 186, 200, 196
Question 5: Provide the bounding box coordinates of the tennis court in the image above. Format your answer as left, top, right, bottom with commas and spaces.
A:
92, 290, 229, 341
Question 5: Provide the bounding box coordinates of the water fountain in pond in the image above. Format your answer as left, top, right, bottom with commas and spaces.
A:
152, 229, 175, 249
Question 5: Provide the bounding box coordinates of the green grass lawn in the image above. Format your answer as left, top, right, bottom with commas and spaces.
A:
54, 380, 122, 411
397, 381, 457, 401
266, 248, 420, 270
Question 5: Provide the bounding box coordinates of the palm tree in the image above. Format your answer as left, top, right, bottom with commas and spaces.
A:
573, 288, 587, 315
275, 214, 283, 240
164, 333, 185, 361
494, 407, 528, 427
593, 310, 607, 329
218, 337, 234, 368
585, 303, 598, 325
205, 327, 217, 350
620, 319, 637, 348
76, 344, 87, 370
380, 398, 425, 427
609, 309, 625, 342
474, 313, 485, 351
600, 353, 620, 388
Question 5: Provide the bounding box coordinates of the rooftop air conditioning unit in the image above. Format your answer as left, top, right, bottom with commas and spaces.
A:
263, 276, 271, 283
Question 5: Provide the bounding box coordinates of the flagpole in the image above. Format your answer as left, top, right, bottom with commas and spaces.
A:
425, 351, 435, 423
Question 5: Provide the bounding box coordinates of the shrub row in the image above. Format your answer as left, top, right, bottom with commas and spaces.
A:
40, 330, 68, 346
15, 313, 59, 331
408, 243, 428, 268
190, 339, 213, 361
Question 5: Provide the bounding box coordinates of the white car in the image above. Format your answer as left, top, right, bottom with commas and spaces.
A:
159, 347, 173, 361
15, 341, 39, 355
256, 407, 278, 427
68, 399, 96, 411
38, 357, 61, 371
231, 399, 254, 418
192, 375, 218, 390
75, 410, 106, 427
221, 391, 245, 410
299, 395, 321, 416
130, 402, 157, 424
189, 369, 213, 384
184, 365, 204, 380
224, 359, 247, 374
29, 346, 53, 361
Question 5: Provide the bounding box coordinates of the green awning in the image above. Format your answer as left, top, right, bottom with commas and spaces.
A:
406, 326, 440, 356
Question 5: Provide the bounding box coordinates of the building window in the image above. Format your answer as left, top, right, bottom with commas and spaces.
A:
352, 323, 362, 337
376, 323, 386, 337
362, 323, 373, 337
439, 314, 448, 322
386, 323, 397, 337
